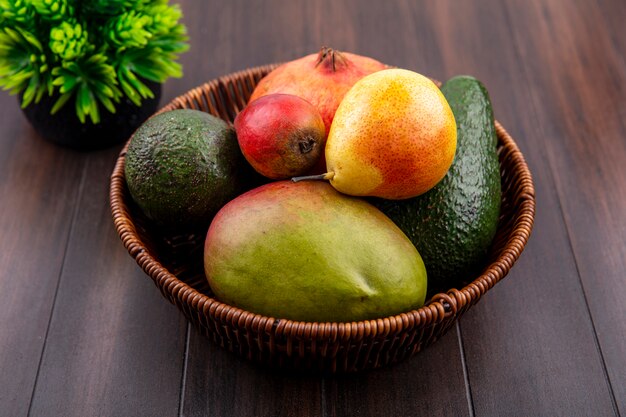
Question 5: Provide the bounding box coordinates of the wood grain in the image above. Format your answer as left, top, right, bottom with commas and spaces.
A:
175, 3, 326, 415
182, 326, 323, 417
0, 97, 86, 417
325, 327, 471, 417
23, 147, 186, 416
431, 0, 620, 415
26, 146, 188, 416
317, 1, 473, 415
503, 0, 626, 413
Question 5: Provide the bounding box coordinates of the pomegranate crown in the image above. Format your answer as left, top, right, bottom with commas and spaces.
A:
315, 46, 348, 72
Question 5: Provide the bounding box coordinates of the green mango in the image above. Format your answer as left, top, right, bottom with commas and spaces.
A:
204, 181, 427, 322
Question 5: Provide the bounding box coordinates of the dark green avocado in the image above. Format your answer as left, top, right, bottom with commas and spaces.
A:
125, 109, 248, 231
373, 75, 502, 295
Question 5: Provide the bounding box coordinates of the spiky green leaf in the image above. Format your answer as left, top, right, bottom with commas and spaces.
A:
0, 27, 50, 101
31, 0, 73, 21
21, 75, 40, 107
50, 91, 72, 114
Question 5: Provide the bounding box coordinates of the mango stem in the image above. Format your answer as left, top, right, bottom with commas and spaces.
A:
291, 172, 335, 182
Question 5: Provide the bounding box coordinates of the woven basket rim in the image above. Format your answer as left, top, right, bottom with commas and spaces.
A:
110, 64, 536, 340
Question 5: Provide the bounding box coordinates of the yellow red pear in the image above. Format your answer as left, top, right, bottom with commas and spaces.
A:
322, 68, 457, 200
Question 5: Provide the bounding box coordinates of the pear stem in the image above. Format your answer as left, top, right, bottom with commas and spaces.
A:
291, 172, 335, 183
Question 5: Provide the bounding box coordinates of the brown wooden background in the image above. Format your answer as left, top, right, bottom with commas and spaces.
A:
1, 1, 625, 416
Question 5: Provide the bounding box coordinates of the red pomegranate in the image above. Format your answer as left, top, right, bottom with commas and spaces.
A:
249, 47, 387, 136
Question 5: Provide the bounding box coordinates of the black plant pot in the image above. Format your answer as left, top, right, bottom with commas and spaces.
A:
21, 80, 162, 151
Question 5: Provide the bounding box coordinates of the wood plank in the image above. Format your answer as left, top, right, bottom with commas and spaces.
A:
178, 0, 471, 415
177, 2, 325, 416
595, 0, 626, 65
323, 2, 472, 416
27, 146, 188, 417
503, 0, 626, 413
428, 1, 619, 415
0, 96, 86, 417
182, 326, 323, 417
326, 327, 471, 417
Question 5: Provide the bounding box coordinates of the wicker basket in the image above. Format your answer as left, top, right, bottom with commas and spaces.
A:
110, 64, 535, 373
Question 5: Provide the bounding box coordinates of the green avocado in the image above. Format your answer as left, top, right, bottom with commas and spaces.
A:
373, 76, 501, 295
125, 109, 250, 231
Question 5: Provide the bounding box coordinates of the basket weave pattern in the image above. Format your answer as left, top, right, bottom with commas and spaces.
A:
110, 65, 535, 373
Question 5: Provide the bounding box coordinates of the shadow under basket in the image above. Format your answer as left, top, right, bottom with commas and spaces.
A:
110, 64, 536, 373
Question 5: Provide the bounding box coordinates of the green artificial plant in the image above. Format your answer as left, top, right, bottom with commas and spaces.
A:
0, 0, 188, 124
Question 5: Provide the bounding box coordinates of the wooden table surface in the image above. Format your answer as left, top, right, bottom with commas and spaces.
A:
1, 1, 625, 416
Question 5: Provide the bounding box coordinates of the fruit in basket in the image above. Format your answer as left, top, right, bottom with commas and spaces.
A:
234, 94, 325, 179
125, 109, 247, 230
312, 68, 456, 200
249, 46, 386, 134
373, 76, 501, 294
204, 181, 427, 322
